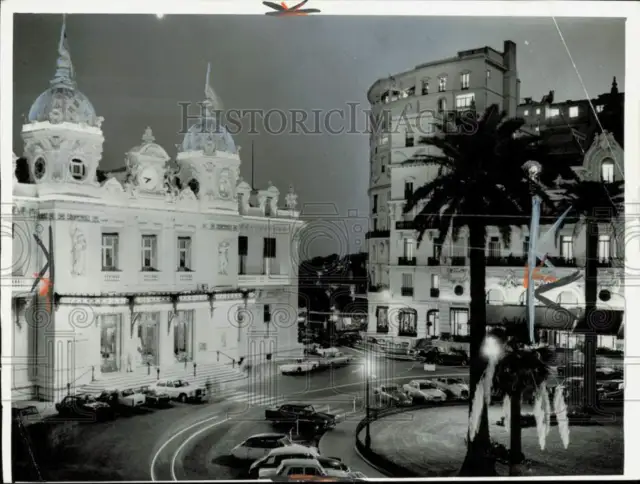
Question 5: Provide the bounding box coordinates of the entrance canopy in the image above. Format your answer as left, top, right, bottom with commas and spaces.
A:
485, 304, 624, 337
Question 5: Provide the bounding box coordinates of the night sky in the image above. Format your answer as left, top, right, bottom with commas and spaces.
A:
13, 14, 625, 258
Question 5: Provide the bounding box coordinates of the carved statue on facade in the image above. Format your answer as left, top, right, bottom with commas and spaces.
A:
285, 185, 298, 210
69, 224, 87, 276
218, 240, 230, 275
163, 167, 181, 199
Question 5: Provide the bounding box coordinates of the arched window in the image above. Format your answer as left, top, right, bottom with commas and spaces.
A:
601, 158, 615, 183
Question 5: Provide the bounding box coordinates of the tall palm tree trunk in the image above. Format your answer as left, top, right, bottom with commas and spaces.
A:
509, 390, 524, 475
583, 220, 599, 411
460, 223, 496, 476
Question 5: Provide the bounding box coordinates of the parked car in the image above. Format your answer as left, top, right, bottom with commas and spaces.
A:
373, 384, 412, 407
56, 394, 114, 420
248, 445, 320, 478
265, 403, 337, 432
599, 380, 624, 403
279, 358, 321, 375
316, 347, 341, 357
150, 379, 206, 403
337, 332, 361, 347
137, 386, 172, 407
433, 377, 470, 399
316, 457, 352, 478
231, 433, 294, 461
320, 351, 353, 368
418, 347, 469, 366
403, 380, 447, 403
97, 388, 146, 410
274, 458, 328, 479
12, 405, 41, 428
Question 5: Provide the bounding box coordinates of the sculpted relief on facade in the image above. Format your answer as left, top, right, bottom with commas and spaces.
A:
218, 240, 231, 275
69, 223, 87, 276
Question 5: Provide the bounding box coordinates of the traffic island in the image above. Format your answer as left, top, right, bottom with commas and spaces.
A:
362, 405, 623, 477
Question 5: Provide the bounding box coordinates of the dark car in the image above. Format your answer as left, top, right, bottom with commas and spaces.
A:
137, 386, 172, 408
55, 394, 114, 421
598, 380, 624, 403
265, 403, 337, 433
12, 405, 41, 428
418, 347, 468, 366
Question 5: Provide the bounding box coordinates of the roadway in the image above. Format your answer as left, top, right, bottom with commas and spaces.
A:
15, 347, 468, 481
150, 348, 468, 480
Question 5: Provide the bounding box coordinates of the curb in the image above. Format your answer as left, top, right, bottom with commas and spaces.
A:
352, 439, 392, 477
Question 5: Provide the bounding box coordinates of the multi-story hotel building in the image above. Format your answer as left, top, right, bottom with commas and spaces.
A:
10, 22, 305, 402
365, 41, 625, 351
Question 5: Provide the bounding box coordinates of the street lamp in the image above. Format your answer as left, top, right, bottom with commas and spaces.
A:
523, 160, 542, 345
363, 357, 376, 448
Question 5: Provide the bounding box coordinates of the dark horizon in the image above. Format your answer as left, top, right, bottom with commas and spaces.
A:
12, 14, 625, 257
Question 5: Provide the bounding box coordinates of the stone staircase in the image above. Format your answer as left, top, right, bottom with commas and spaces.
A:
77, 361, 248, 395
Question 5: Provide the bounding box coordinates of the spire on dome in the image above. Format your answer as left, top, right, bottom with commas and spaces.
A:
142, 126, 155, 143
611, 76, 619, 95
50, 14, 76, 89
203, 62, 224, 112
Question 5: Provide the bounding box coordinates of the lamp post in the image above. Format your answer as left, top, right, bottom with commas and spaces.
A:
365, 358, 371, 449
523, 160, 542, 345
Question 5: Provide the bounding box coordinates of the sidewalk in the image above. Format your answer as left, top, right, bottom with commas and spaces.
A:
318, 414, 387, 478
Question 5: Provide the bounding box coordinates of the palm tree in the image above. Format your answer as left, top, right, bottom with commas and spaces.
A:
555, 178, 624, 411
403, 105, 572, 476
489, 324, 559, 475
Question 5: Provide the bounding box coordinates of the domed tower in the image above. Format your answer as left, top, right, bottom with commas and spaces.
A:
176, 63, 240, 212
21, 16, 104, 190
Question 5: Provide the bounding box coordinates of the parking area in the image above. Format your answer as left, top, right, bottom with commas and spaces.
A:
12, 399, 228, 481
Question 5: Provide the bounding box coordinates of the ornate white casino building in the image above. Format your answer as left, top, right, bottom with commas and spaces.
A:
10, 21, 305, 402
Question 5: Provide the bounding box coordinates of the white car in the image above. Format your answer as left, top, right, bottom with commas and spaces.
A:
321, 351, 353, 368
150, 379, 206, 403
403, 379, 447, 403
99, 388, 146, 408
434, 377, 470, 399
279, 358, 321, 375
230, 433, 293, 461
274, 458, 328, 478
250, 444, 320, 478
316, 347, 340, 357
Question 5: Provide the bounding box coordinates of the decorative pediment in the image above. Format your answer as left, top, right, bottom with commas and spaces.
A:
101, 177, 125, 195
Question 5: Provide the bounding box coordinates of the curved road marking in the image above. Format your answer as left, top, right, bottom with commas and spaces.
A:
150, 413, 222, 481
170, 417, 230, 481
150, 370, 466, 480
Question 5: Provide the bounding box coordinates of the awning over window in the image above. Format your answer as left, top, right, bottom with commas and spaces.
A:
485, 304, 624, 337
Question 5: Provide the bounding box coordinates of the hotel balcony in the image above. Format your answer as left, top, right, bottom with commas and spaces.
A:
401, 286, 414, 297
398, 256, 417, 266
238, 271, 291, 287
102, 271, 122, 284
238, 260, 291, 287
